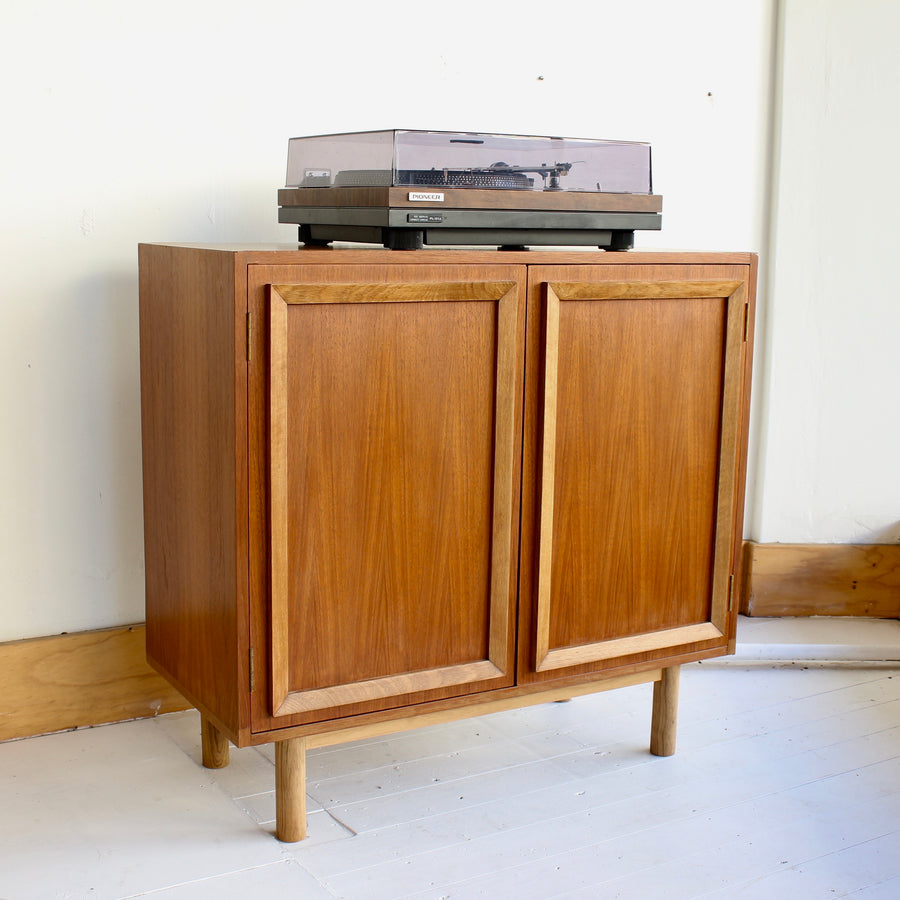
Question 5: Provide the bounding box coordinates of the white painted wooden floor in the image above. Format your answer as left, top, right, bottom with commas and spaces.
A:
3, 616, 900, 899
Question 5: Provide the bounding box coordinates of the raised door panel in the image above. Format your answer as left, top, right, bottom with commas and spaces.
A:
519, 266, 752, 683
248, 265, 526, 731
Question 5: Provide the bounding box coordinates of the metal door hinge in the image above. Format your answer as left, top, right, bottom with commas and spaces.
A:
249, 647, 256, 693
742, 302, 750, 342
728, 574, 735, 612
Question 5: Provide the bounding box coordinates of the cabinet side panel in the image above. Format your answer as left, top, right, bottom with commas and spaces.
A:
139, 245, 240, 733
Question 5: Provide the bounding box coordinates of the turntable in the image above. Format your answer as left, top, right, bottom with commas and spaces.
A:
277, 130, 662, 250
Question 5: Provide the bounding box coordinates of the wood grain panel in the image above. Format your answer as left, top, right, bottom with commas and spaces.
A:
522, 268, 753, 679
248, 264, 526, 734
277, 187, 663, 213
137, 247, 756, 752
538, 287, 727, 667
537, 288, 734, 651
145, 245, 755, 268
265, 275, 523, 721
0, 626, 189, 742
139, 244, 244, 737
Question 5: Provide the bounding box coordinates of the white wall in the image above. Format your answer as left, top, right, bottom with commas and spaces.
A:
0, 1, 776, 642
753, 0, 900, 543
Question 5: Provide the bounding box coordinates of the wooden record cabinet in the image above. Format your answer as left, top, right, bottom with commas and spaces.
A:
138, 244, 756, 841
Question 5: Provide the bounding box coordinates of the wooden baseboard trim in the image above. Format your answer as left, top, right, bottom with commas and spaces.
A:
741, 542, 900, 618
0, 624, 190, 743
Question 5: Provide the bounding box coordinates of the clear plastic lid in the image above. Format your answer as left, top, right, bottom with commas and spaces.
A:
285, 130, 652, 194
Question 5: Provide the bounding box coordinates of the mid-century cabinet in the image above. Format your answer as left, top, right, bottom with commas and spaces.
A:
138, 244, 756, 841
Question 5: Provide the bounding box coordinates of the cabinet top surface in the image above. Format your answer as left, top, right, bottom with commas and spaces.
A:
140, 243, 756, 267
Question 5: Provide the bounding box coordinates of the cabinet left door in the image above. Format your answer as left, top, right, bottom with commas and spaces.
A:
246, 264, 527, 733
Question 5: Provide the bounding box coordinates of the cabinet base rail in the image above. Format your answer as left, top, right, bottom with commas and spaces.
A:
200, 666, 680, 842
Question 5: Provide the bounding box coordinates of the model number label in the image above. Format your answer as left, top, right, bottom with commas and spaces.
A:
409, 192, 444, 202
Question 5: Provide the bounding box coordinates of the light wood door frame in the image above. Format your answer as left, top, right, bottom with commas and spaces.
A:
534, 280, 747, 672
267, 280, 521, 717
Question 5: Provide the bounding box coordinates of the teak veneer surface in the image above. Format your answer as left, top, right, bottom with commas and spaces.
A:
282, 298, 496, 684
548, 294, 724, 639
266, 275, 522, 720
145, 244, 753, 267
138, 245, 756, 749
246, 263, 527, 734
518, 262, 755, 686
139, 246, 248, 738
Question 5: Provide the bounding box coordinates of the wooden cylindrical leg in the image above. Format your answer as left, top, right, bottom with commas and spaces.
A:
275, 737, 307, 842
201, 716, 230, 769
650, 665, 681, 757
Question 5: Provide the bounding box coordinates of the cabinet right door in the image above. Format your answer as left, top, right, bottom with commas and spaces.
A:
519, 264, 754, 684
